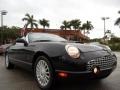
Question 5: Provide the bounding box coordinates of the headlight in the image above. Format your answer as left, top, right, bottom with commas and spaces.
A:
65, 45, 80, 59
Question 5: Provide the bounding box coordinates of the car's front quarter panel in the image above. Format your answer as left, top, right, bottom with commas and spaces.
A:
33, 42, 66, 57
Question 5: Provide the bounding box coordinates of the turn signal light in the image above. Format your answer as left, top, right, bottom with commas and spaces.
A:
58, 72, 68, 78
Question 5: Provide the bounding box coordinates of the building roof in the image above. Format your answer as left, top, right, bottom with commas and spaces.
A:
20, 28, 89, 40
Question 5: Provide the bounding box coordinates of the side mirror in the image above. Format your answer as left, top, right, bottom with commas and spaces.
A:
15, 38, 28, 46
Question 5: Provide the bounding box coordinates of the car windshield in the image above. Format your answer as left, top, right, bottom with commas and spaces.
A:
28, 33, 67, 42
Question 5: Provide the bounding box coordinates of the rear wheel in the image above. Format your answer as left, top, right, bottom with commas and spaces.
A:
5, 53, 14, 69
34, 56, 54, 90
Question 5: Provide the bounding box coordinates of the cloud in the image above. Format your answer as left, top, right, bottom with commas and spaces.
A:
91, 0, 120, 8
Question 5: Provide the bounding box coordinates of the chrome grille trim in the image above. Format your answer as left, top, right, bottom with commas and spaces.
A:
87, 55, 116, 71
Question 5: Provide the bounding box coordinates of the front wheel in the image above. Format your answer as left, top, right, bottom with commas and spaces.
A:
34, 56, 54, 90
5, 53, 14, 69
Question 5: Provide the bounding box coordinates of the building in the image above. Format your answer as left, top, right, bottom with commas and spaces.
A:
21, 28, 89, 42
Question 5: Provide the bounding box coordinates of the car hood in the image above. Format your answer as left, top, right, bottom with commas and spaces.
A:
32, 42, 104, 53
67, 43, 103, 52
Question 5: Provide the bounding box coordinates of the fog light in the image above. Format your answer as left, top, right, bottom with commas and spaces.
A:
93, 67, 98, 74
92, 66, 100, 74
58, 72, 68, 78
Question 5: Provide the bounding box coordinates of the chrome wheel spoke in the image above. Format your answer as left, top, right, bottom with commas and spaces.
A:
36, 60, 50, 87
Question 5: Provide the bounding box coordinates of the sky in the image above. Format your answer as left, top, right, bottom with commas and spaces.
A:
0, 0, 120, 39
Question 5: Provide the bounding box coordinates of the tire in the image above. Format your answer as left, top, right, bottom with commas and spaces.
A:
34, 56, 54, 90
5, 53, 14, 69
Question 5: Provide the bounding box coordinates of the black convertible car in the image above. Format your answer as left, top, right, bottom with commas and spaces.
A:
5, 33, 117, 90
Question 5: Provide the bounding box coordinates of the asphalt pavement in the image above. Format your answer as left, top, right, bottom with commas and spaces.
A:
0, 52, 120, 90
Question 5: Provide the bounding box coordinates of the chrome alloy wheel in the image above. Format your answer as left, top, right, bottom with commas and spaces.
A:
36, 60, 50, 87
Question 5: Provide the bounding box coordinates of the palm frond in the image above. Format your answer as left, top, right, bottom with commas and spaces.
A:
25, 23, 30, 28
22, 18, 29, 21
46, 23, 49, 27
115, 18, 120, 25
31, 15, 34, 19
33, 19, 37, 22
39, 19, 50, 28
33, 23, 38, 28
25, 13, 31, 18
118, 11, 120, 14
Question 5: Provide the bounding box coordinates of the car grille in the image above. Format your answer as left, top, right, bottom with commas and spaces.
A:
87, 55, 116, 71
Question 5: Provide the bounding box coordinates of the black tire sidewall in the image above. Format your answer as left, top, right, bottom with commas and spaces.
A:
5, 53, 14, 69
34, 56, 54, 90
5, 53, 10, 68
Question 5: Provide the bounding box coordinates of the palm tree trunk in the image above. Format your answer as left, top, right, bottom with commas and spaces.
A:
31, 24, 33, 32
43, 26, 45, 29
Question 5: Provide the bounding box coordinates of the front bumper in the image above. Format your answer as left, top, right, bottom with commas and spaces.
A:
51, 50, 117, 79
55, 66, 116, 79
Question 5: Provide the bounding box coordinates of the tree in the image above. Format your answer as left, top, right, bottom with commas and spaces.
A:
70, 19, 81, 30
115, 11, 120, 28
0, 26, 20, 44
85, 21, 94, 34
60, 20, 71, 38
60, 20, 71, 30
81, 21, 94, 35
39, 18, 49, 29
81, 23, 87, 35
22, 13, 38, 31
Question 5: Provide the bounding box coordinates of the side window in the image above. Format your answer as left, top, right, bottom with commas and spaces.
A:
15, 37, 25, 46
27, 34, 33, 43
21, 37, 26, 40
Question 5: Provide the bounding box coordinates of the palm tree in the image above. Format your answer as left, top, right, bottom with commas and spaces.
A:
70, 19, 81, 30
60, 20, 71, 39
22, 13, 38, 31
81, 23, 87, 35
60, 20, 71, 30
69, 19, 81, 41
115, 11, 120, 27
81, 21, 94, 35
39, 18, 49, 29
85, 21, 94, 33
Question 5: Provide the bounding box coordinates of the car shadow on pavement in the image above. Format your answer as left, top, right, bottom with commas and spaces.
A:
52, 79, 104, 90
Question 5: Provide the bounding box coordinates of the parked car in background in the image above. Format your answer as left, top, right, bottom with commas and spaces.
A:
5, 33, 117, 90
0, 45, 4, 54
0, 44, 11, 54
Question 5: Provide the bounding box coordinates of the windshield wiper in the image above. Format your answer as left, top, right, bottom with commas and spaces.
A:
33, 40, 52, 42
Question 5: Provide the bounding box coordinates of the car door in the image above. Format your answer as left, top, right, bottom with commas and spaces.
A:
9, 42, 34, 69
8, 42, 26, 62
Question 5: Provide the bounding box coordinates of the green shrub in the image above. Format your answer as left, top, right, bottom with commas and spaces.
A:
109, 38, 120, 44
109, 43, 120, 51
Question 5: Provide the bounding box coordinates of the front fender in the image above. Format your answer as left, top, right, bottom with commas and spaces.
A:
34, 43, 66, 57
